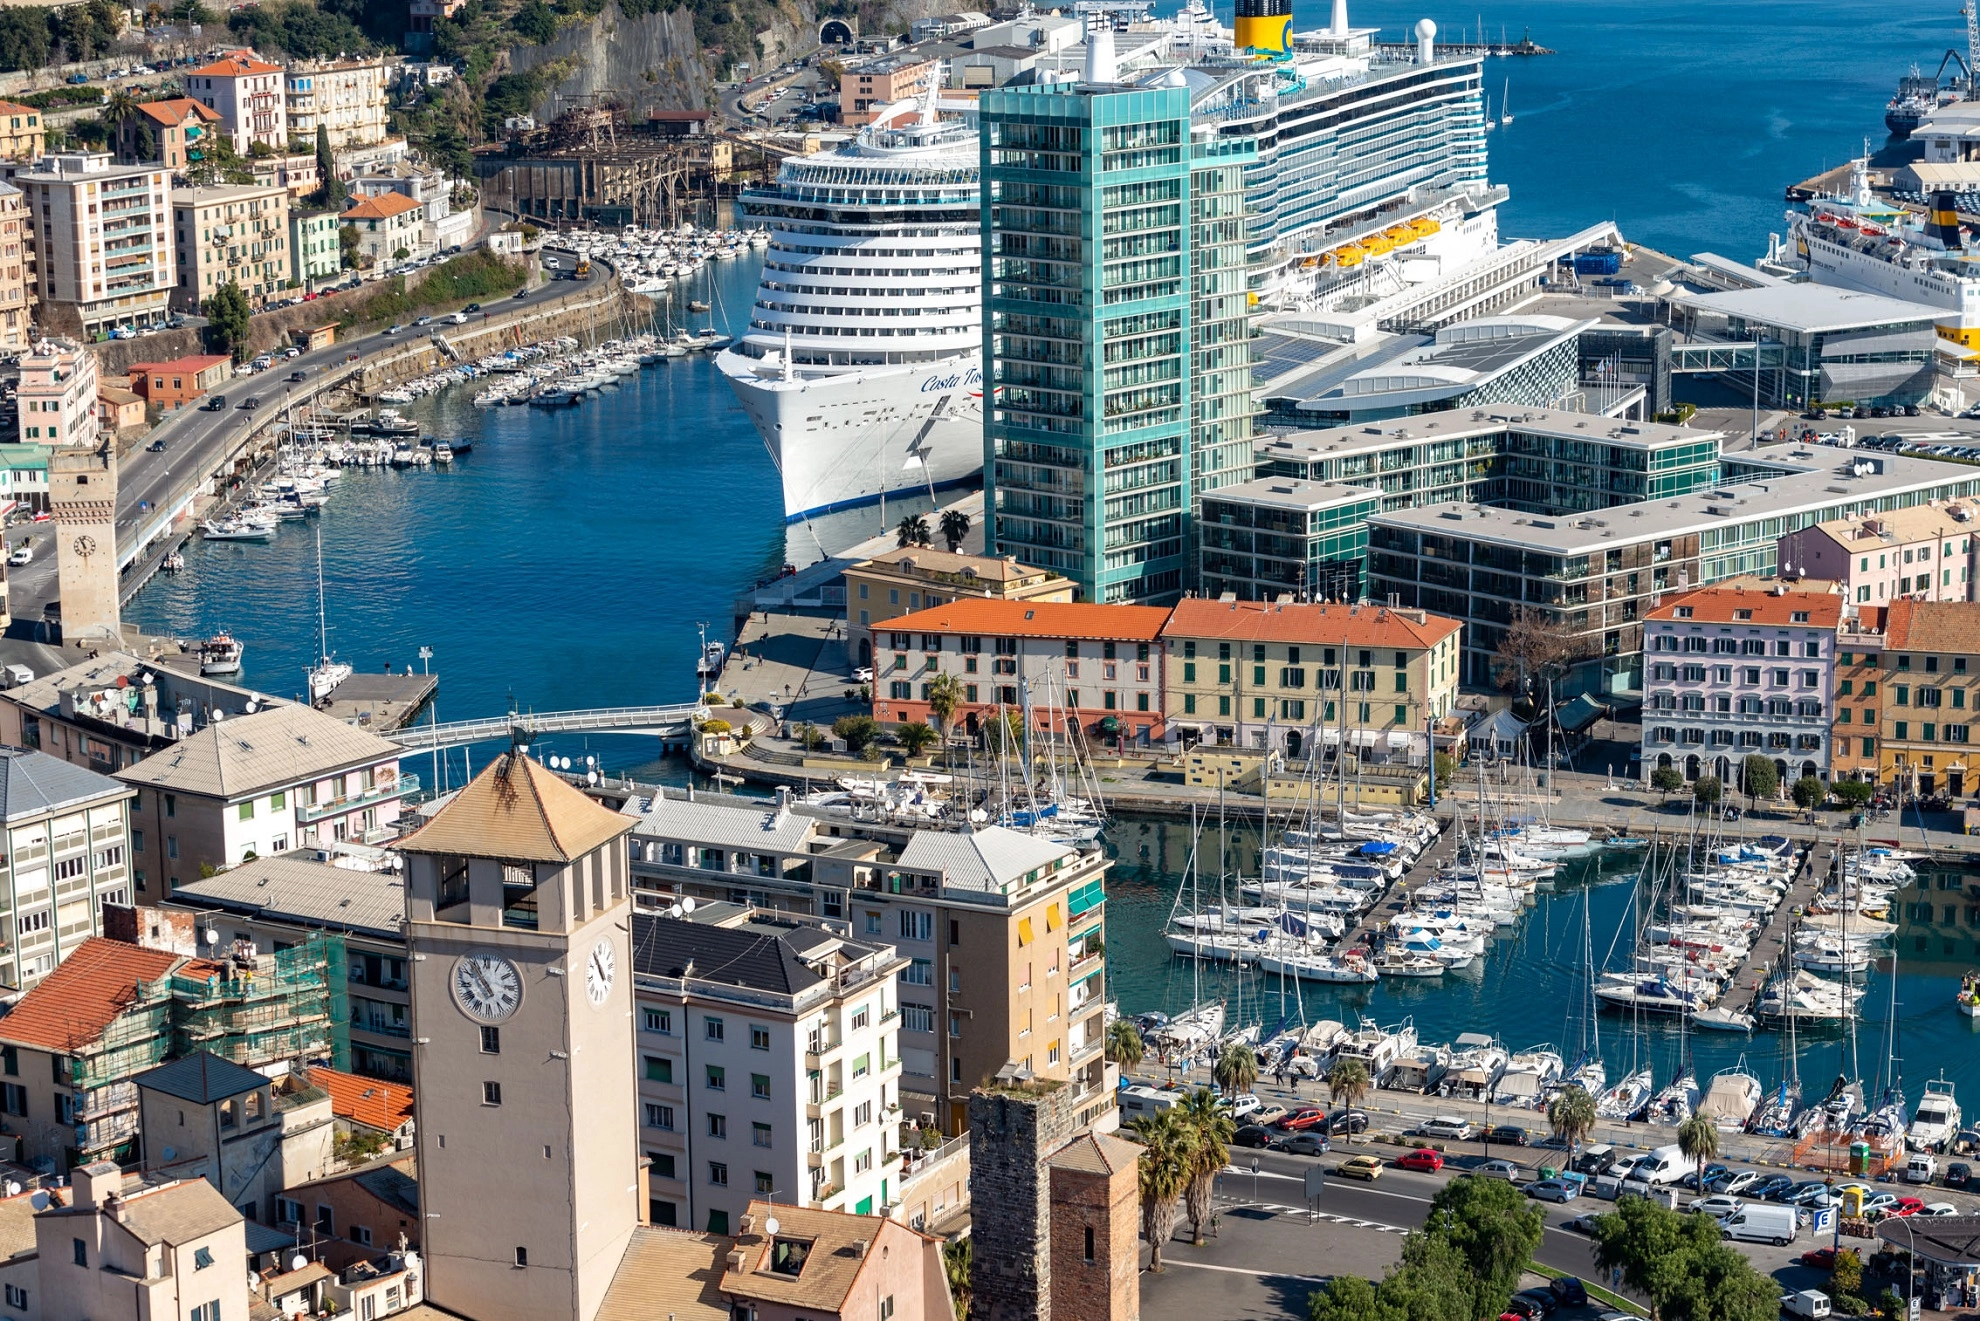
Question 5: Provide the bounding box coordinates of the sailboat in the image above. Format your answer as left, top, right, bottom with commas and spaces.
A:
305, 525, 352, 703
1484, 92, 1495, 132
1501, 78, 1513, 125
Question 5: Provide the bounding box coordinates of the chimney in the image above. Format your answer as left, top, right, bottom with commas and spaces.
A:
1083, 14, 1116, 84
70, 1160, 121, 1210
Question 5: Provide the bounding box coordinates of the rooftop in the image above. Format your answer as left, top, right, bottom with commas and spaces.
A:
1262, 315, 1594, 414
136, 97, 219, 128
188, 51, 284, 77
894, 825, 1074, 893
1257, 406, 1722, 464
1671, 283, 1945, 334
0, 745, 129, 822
397, 750, 634, 864
340, 192, 423, 221
1792, 500, 1980, 552
1163, 597, 1463, 648
599, 1226, 731, 1321
629, 913, 893, 997
1369, 451, 1979, 553
880, 597, 1171, 641
168, 854, 406, 937
850, 547, 1058, 586
1202, 476, 1379, 513
1047, 1129, 1141, 1176
171, 184, 286, 207
128, 354, 232, 376
306, 1065, 414, 1133
135, 1050, 265, 1104
631, 792, 816, 854
1644, 583, 1845, 627
116, 701, 403, 801
0, 1192, 35, 1262
722, 1202, 935, 1311
0, 937, 179, 1053
1882, 599, 1980, 654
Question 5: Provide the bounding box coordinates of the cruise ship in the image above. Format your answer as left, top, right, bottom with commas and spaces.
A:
1776, 158, 1980, 358
717, 97, 983, 523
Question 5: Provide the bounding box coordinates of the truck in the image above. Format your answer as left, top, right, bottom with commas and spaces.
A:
574, 258, 592, 280
1117, 1085, 1179, 1121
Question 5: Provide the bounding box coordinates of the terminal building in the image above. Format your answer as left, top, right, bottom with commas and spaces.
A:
1668, 283, 1941, 410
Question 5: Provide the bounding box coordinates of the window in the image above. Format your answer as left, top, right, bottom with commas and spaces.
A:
750, 1025, 771, 1051
0, 1084, 23, 1118
73, 1239, 87, 1267
852, 1006, 870, 1031
753, 1122, 773, 1148
707, 1065, 726, 1090
709, 1161, 729, 1187
752, 1073, 771, 1099
1084, 1226, 1095, 1262
644, 1056, 673, 1084
480, 1026, 501, 1054
903, 1004, 933, 1033
902, 958, 932, 986
4, 1284, 26, 1310
238, 801, 254, 821
708, 1113, 727, 1139
352, 1225, 372, 1247
644, 1008, 671, 1034
645, 1103, 675, 1130
194, 1246, 214, 1270
482, 1082, 502, 1106
515, 1247, 528, 1268
705, 1016, 725, 1041
192, 1306, 220, 1321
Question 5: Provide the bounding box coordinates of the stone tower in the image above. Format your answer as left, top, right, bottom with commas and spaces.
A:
967, 1079, 1082, 1321
1049, 1132, 1143, 1321
396, 750, 642, 1321
48, 442, 118, 644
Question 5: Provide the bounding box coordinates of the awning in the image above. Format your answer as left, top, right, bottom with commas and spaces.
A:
1475, 707, 1530, 749
1323, 729, 1343, 746
1359, 842, 1398, 856
1386, 731, 1412, 749
1352, 729, 1378, 748
1557, 693, 1609, 734
1097, 716, 1121, 734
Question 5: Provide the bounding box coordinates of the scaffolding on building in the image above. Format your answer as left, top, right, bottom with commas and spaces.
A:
171, 932, 351, 1073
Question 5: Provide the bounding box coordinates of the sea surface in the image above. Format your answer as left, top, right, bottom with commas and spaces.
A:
122, 5, 1980, 1107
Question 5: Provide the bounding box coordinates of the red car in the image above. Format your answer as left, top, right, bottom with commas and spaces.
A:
1890, 1198, 1925, 1218
1280, 1107, 1329, 1131
1395, 1148, 1445, 1173
1800, 1248, 1837, 1270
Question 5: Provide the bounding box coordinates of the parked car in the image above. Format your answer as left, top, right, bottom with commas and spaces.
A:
1945, 1163, 1972, 1190
1524, 1179, 1578, 1203
1322, 1109, 1371, 1135
1509, 1289, 1559, 1318
1799, 1247, 1837, 1270
1680, 1163, 1730, 1191
1688, 1194, 1744, 1218
1888, 1197, 1925, 1217
1859, 1192, 1899, 1216
1785, 1182, 1834, 1206
1271, 1133, 1330, 1157
1922, 1203, 1959, 1216
1336, 1155, 1383, 1182
1563, 1212, 1604, 1235
1280, 1107, 1330, 1131
1395, 1148, 1444, 1173
1748, 1174, 1796, 1200
1417, 1116, 1474, 1141
5, 544, 29, 566
1548, 1278, 1587, 1308
1474, 1159, 1523, 1182
1485, 1125, 1531, 1147
1249, 1103, 1289, 1128
1233, 1124, 1275, 1149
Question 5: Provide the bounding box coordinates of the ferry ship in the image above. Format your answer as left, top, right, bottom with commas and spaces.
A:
716, 96, 983, 523
1777, 158, 1980, 359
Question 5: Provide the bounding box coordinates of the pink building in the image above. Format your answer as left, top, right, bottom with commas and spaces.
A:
1779, 501, 1979, 607
185, 50, 288, 155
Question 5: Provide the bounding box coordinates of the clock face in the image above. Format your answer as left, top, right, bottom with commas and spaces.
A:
451, 950, 523, 1022
72, 534, 96, 558
584, 937, 616, 1006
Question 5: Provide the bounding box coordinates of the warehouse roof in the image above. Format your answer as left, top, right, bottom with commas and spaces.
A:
1672, 283, 1944, 334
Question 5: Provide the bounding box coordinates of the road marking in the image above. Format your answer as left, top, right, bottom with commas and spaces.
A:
1158, 1260, 1336, 1282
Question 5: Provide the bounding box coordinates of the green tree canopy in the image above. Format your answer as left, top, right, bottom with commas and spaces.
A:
1790, 775, 1824, 809
830, 714, 878, 752
1651, 764, 1683, 794
1740, 753, 1779, 806
1587, 1196, 1779, 1321
511, 0, 557, 42
1832, 779, 1875, 810
1693, 775, 1723, 806
202, 281, 253, 359
1421, 1175, 1546, 1321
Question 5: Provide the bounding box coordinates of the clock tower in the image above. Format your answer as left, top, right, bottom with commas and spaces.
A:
48, 441, 119, 644
397, 749, 641, 1321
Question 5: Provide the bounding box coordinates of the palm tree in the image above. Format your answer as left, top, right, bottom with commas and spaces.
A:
941, 1237, 971, 1318
1212, 1041, 1259, 1099
1105, 1019, 1145, 1072
1547, 1084, 1598, 1165
895, 513, 931, 548
939, 508, 972, 552
1175, 1087, 1233, 1245
896, 721, 937, 758
925, 671, 963, 734
1677, 1112, 1719, 1192
1127, 1108, 1193, 1271
1325, 1056, 1371, 1111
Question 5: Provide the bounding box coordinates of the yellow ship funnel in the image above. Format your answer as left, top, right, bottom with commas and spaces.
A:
1233, 0, 1292, 54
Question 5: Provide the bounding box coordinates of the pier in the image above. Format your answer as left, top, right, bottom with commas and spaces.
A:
1337, 818, 1461, 950
317, 671, 441, 733
1719, 836, 1836, 1018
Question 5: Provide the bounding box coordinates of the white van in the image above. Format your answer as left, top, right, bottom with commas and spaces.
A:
1117, 1085, 1179, 1121
1904, 1153, 1938, 1185
1782, 1290, 1832, 1319
1721, 1202, 1797, 1246
1625, 1144, 1688, 1186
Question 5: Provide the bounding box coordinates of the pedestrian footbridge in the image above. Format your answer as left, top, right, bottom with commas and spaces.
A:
388, 702, 707, 754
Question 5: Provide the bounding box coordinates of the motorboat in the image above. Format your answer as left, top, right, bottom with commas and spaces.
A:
1648, 1069, 1699, 1125
1961, 971, 1980, 1019
1385, 1041, 1453, 1094
1333, 1018, 1418, 1086
198, 631, 245, 675
1257, 949, 1379, 984
1696, 1064, 1763, 1131
201, 519, 271, 542
1597, 1067, 1653, 1119
1493, 1046, 1564, 1108
1691, 1005, 1757, 1032
1437, 1033, 1510, 1100
1910, 1078, 1962, 1150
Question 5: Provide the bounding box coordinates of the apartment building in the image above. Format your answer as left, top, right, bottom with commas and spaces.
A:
117, 98, 221, 171
620, 790, 1114, 1138
340, 191, 425, 266
0, 102, 43, 163
128, 353, 232, 410
15, 335, 97, 449
186, 50, 289, 155
291, 206, 341, 285
844, 549, 1075, 670
839, 56, 936, 126
1834, 606, 1886, 783
1160, 597, 1462, 759
171, 184, 292, 311
868, 598, 1171, 745
14, 153, 174, 335
117, 701, 413, 889
631, 911, 906, 1233
1198, 478, 1382, 604
0, 746, 133, 996
1779, 500, 1978, 606
37, 1162, 248, 1321
0, 181, 31, 349
285, 57, 392, 149
1640, 582, 1844, 787
159, 855, 413, 1083
1876, 598, 1980, 797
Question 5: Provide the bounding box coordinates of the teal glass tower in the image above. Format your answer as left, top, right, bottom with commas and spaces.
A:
982, 78, 1250, 605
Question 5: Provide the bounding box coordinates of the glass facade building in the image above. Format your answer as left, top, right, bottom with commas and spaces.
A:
1198, 478, 1381, 602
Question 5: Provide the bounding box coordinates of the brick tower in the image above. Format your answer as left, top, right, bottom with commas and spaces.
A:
49, 441, 119, 644
1049, 1132, 1142, 1321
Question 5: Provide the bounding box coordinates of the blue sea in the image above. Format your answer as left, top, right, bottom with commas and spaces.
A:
125, 4, 1980, 1107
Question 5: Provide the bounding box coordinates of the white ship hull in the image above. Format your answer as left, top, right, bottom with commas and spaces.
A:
717, 349, 985, 521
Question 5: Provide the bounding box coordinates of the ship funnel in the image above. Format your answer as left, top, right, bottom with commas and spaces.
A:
1929, 191, 1964, 249
1414, 16, 1436, 64
1330, 0, 1348, 35
1083, 14, 1116, 84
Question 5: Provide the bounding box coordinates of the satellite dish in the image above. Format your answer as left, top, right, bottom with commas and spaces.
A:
160, 1146, 175, 1162
680, 896, 697, 914
763, 1215, 780, 1237
2, 1180, 19, 1197
667, 903, 683, 918
140, 672, 154, 685
27, 1192, 46, 1211
205, 928, 219, 946
291, 1254, 308, 1273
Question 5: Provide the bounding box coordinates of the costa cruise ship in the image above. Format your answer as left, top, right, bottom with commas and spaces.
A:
717, 99, 983, 522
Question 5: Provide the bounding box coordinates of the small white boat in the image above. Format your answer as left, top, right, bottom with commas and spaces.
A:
202, 519, 272, 542
199, 631, 245, 675
1692, 1005, 1756, 1032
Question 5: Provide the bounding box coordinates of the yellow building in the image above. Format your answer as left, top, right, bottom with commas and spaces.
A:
170, 183, 292, 311
844, 547, 1075, 669
0, 100, 44, 163
1877, 598, 1980, 798
0, 182, 31, 350
1160, 597, 1463, 764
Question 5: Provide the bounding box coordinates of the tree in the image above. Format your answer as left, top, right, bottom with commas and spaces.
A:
1546, 1084, 1597, 1163
896, 721, 936, 758
1792, 775, 1826, 810
1105, 1018, 1144, 1071
1212, 1041, 1257, 1098
1325, 1056, 1370, 1111
1651, 764, 1684, 795
1693, 775, 1723, 807
925, 671, 963, 734
1126, 1108, 1192, 1271
939, 508, 971, 552
1422, 1174, 1546, 1321
1433, 751, 1457, 792
1832, 1247, 1865, 1303
313, 123, 346, 208
895, 513, 931, 549
132, 121, 158, 164
941, 1237, 971, 1320
1587, 1195, 1779, 1321
1677, 1113, 1719, 1194
1310, 1230, 1481, 1321
1740, 752, 1779, 808
1491, 605, 1587, 700
511, 0, 557, 41
201, 280, 252, 359
831, 713, 879, 752
1833, 779, 1875, 811
338, 224, 362, 270
1175, 1087, 1232, 1245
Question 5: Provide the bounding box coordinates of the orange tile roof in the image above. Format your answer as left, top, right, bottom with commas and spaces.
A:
881, 597, 1171, 641
1643, 583, 1844, 627
341, 192, 422, 221
0, 937, 180, 1053
0, 101, 36, 118
308, 1065, 414, 1132
1881, 599, 1980, 653
137, 97, 220, 129
129, 354, 230, 376
189, 52, 283, 77
1162, 597, 1461, 649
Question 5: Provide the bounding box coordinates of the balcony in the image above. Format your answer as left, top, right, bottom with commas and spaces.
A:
297, 773, 415, 823
358, 1018, 410, 1038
